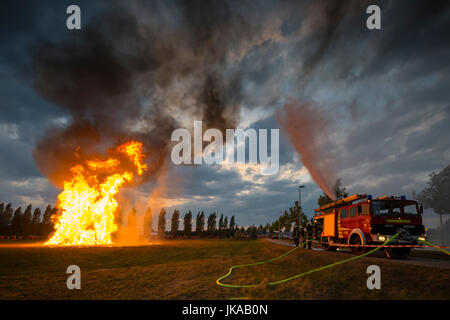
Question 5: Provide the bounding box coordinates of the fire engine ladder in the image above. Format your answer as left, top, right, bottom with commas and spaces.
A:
314, 194, 368, 213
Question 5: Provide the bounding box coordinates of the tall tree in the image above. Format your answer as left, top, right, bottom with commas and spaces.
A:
414, 164, 450, 245
128, 208, 137, 235
144, 207, 153, 239
0, 202, 7, 236
218, 214, 224, 232
22, 204, 33, 238
184, 210, 192, 237
195, 212, 201, 236
158, 208, 166, 238
207, 213, 212, 234
10, 207, 22, 236
4, 203, 13, 227
207, 212, 217, 235
51, 206, 59, 234
31, 208, 41, 237
42, 205, 54, 238
223, 216, 228, 230
317, 179, 349, 207
289, 201, 308, 228
201, 212, 205, 233
281, 210, 291, 232
171, 209, 180, 238
229, 216, 236, 231
196, 211, 205, 236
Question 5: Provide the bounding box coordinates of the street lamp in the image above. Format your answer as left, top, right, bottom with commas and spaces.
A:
299, 185, 305, 207
299, 185, 305, 228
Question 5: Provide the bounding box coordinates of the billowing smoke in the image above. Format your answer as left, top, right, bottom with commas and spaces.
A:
29, 0, 370, 196
30, 1, 259, 187
277, 99, 337, 199
299, 0, 368, 81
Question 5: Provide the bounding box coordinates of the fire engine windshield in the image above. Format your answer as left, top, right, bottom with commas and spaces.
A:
371, 200, 419, 216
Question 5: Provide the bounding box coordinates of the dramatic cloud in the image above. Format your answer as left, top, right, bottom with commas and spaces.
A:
1, 0, 449, 228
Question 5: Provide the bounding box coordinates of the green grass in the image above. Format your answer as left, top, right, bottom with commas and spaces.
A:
0, 239, 449, 299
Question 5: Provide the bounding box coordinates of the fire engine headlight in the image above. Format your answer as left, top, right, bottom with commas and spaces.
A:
378, 236, 387, 241
418, 236, 426, 242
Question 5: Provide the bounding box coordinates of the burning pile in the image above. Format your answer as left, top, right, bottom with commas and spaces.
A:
45, 141, 147, 246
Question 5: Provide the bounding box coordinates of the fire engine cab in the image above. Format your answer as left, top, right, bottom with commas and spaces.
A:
313, 194, 426, 259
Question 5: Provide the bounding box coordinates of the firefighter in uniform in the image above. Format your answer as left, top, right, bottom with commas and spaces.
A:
306, 223, 313, 249
301, 226, 307, 248
293, 226, 300, 247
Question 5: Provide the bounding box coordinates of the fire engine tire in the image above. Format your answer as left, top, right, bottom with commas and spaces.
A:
351, 235, 366, 255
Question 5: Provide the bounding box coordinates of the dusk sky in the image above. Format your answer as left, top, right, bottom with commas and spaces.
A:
1, 0, 449, 229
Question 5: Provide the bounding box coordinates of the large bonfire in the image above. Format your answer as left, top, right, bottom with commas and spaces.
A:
45, 141, 147, 246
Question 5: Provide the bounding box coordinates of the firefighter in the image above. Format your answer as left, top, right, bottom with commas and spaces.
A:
301, 226, 307, 248
293, 226, 300, 247
306, 223, 313, 249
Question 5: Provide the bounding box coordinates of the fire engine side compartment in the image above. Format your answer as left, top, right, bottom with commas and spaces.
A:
321, 211, 336, 237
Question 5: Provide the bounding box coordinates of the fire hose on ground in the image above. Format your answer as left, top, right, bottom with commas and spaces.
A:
419, 239, 450, 256
216, 233, 449, 289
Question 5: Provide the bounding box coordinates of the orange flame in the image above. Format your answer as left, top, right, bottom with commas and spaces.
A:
45, 141, 146, 246
117, 141, 147, 175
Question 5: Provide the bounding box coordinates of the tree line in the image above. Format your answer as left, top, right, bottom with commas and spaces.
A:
0, 203, 57, 239
153, 208, 238, 238
263, 180, 349, 236
265, 201, 308, 235
0, 201, 240, 241
115, 207, 239, 239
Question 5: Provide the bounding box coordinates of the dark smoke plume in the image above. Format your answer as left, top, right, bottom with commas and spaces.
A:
30, 1, 260, 187
29, 0, 374, 195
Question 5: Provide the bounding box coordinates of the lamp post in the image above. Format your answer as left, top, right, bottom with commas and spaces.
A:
299, 185, 305, 227
299, 185, 305, 207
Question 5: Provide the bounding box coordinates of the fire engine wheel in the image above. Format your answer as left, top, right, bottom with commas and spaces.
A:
385, 248, 410, 260
351, 236, 366, 255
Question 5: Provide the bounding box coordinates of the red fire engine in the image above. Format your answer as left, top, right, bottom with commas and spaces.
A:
313, 194, 426, 259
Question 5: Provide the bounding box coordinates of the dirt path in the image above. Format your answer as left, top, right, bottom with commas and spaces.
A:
265, 238, 450, 269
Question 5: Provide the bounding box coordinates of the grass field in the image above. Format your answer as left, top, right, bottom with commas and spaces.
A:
0, 239, 449, 300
